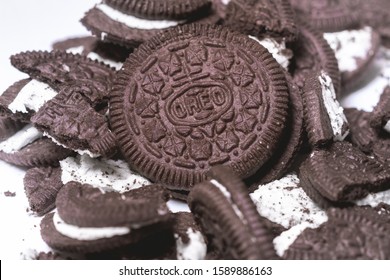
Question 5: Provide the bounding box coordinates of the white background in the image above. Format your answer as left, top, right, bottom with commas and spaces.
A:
0, 0, 389, 260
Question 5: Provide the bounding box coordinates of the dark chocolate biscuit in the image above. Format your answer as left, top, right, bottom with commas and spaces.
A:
224, 0, 298, 42
31, 83, 117, 158
188, 166, 278, 259
290, 0, 360, 32
41, 182, 172, 253
0, 137, 74, 168
0, 117, 26, 141
360, 0, 390, 45
56, 182, 170, 227
88, 212, 207, 260
371, 86, 390, 132
284, 207, 390, 259
301, 71, 349, 147
104, 0, 212, 20
299, 142, 390, 209
52, 36, 132, 64
0, 79, 33, 121
10, 50, 116, 108
81, 4, 219, 48
345, 108, 390, 164
246, 73, 304, 188
24, 166, 63, 216
291, 22, 341, 97
110, 24, 289, 190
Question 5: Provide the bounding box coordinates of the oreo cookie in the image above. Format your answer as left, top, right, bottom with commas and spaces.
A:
81, 1, 218, 48
345, 108, 390, 164
302, 70, 349, 147
0, 125, 74, 167
52, 36, 131, 70
189, 166, 278, 259
299, 142, 390, 209
290, 0, 360, 32
224, 0, 298, 42
323, 27, 381, 91
24, 166, 63, 216
284, 207, 390, 259
371, 86, 390, 132
291, 22, 341, 97
41, 182, 172, 253
0, 116, 26, 141
109, 24, 289, 191
246, 73, 303, 187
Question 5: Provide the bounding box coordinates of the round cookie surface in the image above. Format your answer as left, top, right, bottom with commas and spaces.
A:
110, 24, 289, 190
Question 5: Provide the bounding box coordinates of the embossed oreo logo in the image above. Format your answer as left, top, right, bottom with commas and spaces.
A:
166, 83, 232, 126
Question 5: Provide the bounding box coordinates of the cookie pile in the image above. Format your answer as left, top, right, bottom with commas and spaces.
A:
1, 0, 390, 260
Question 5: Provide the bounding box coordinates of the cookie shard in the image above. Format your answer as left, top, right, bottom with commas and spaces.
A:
109, 23, 289, 190
31, 84, 117, 158
302, 71, 349, 147
284, 207, 390, 260
0, 79, 33, 121
104, 0, 212, 20
10, 50, 115, 108
225, 0, 298, 42
189, 166, 278, 259
299, 142, 390, 207
23, 166, 63, 216
371, 86, 390, 132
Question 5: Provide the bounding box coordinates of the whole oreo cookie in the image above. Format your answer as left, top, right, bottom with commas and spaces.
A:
189, 166, 278, 259
109, 24, 289, 190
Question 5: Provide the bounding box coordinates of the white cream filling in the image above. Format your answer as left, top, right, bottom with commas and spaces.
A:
8, 80, 58, 113
324, 26, 374, 72
96, 3, 183, 30
210, 179, 246, 222
53, 212, 130, 241
60, 154, 150, 193
43, 132, 101, 158
248, 36, 292, 70
0, 125, 42, 153
175, 228, 207, 260
250, 174, 328, 229
384, 120, 390, 133
221, 0, 231, 4
354, 189, 390, 207
319, 71, 349, 141
67, 46, 123, 70
273, 222, 319, 257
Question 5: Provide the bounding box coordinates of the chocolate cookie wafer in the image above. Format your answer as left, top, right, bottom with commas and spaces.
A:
224, 0, 298, 42
189, 166, 278, 259
299, 142, 390, 209
246, 73, 303, 187
110, 23, 289, 191
41, 182, 172, 254
0, 79, 33, 121
371, 86, 390, 132
291, 22, 341, 97
81, 1, 218, 48
24, 166, 63, 216
284, 207, 390, 259
0, 125, 74, 167
302, 71, 349, 147
290, 0, 360, 33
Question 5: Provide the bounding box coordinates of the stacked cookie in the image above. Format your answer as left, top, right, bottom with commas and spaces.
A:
1, 0, 390, 259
